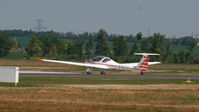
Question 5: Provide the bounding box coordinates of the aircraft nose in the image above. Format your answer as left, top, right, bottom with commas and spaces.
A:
37, 59, 43, 61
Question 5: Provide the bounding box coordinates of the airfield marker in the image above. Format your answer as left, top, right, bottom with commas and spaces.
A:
186, 77, 192, 83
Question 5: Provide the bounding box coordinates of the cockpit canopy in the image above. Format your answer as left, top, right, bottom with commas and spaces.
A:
91, 56, 111, 62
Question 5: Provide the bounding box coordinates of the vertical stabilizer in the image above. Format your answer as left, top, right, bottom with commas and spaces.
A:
134, 53, 159, 72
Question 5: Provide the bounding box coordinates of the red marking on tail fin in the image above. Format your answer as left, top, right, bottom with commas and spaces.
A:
141, 63, 148, 66
139, 55, 150, 71
139, 66, 149, 69
141, 69, 148, 71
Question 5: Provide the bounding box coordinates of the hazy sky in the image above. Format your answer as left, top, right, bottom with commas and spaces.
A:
0, 0, 198, 37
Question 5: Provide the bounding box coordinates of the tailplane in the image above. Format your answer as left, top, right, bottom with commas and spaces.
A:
135, 53, 160, 72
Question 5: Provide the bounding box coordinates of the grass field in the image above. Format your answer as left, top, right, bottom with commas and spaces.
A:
0, 59, 199, 112
0, 77, 199, 112
0, 86, 199, 112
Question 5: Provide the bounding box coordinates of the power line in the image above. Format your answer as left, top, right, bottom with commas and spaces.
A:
34, 19, 46, 32
147, 27, 151, 37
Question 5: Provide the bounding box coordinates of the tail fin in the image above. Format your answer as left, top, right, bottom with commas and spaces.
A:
135, 53, 160, 71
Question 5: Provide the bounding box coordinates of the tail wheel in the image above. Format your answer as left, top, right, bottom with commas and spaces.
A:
141, 71, 144, 75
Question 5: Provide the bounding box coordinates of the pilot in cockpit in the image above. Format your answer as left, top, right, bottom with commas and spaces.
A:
102, 58, 111, 62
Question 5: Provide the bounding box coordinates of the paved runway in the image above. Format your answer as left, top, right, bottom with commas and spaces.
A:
20, 73, 199, 79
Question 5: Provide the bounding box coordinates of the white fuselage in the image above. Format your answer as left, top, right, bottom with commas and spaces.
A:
85, 58, 139, 71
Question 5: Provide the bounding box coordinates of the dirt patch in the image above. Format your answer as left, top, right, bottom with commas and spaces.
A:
2, 97, 199, 108
60, 84, 199, 90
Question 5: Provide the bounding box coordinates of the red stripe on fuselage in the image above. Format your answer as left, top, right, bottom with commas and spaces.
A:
86, 61, 150, 71
141, 63, 148, 66
86, 61, 138, 70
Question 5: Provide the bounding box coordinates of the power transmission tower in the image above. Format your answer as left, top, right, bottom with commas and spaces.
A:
34, 19, 46, 32
147, 27, 151, 37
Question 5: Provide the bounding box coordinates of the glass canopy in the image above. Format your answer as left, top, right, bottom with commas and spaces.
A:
91, 56, 111, 62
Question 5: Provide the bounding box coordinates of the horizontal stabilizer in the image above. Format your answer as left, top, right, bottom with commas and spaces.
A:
134, 53, 160, 56
148, 62, 161, 65
135, 53, 160, 72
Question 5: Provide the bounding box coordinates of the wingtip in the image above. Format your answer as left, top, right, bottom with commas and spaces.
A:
37, 59, 43, 61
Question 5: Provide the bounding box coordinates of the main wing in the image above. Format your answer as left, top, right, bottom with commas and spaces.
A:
38, 59, 109, 69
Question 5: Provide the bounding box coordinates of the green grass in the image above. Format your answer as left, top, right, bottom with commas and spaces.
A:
0, 77, 199, 112
0, 77, 198, 87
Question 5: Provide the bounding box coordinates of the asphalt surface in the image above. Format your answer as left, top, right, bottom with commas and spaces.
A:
19, 73, 199, 79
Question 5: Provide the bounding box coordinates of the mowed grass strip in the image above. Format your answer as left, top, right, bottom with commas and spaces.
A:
149, 64, 199, 74
0, 77, 199, 87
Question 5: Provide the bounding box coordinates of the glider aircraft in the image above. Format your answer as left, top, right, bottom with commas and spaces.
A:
38, 53, 160, 75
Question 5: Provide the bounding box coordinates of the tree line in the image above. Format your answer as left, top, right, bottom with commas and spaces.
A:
0, 29, 198, 64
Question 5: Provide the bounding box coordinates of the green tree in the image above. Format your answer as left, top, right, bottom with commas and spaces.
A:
129, 43, 138, 55
185, 42, 196, 63
95, 29, 111, 56
39, 36, 65, 57
134, 32, 143, 53
64, 41, 73, 54
178, 51, 185, 63
135, 32, 143, 40
85, 38, 95, 58
9, 38, 24, 56
49, 37, 64, 55
39, 37, 52, 56
26, 35, 43, 56
0, 34, 13, 56
161, 39, 172, 63
113, 36, 128, 56
149, 33, 165, 53
11, 38, 21, 51
140, 38, 150, 52
72, 36, 85, 58
62, 40, 74, 60
50, 45, 58, 56
62, 40, 72, 54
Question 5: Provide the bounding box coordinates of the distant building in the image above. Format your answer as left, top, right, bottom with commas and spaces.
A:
196, 39, 199, 46
197, 42, 199, 46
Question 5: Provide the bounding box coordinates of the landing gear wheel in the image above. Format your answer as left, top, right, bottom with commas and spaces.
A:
141, 71, 144, 75
86, 68, 93, 74
86, 72, 92, 74
100, 70, 106, 75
